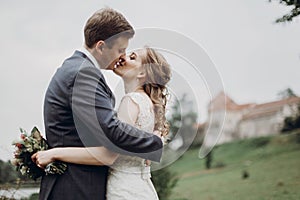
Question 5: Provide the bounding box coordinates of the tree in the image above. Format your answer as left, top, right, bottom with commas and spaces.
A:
277, 87, 297, 99
205, 150, 213, 169
168, 94, 198, 148
151, 94, 198, 199
0, 160, 19, 184
281, 103, 300, 132
269, 0, 300, 23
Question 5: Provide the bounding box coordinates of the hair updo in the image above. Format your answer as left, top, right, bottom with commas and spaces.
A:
141, 47, 171, 137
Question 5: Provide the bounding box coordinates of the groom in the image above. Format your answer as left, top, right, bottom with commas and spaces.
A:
38, 8, 163, 200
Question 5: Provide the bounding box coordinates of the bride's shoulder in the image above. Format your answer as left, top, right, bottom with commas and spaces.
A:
124, 92, 154, 115
125, 91, 144, 98
117, 94, 140, 125
125, 92, 151, 104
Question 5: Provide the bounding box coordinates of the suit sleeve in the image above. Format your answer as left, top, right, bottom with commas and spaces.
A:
71, 65, 163, 162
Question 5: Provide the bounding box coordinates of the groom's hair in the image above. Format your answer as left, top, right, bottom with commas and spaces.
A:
84, 8, 135, 48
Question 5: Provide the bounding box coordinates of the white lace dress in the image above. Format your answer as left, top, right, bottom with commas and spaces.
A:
106, 92, 159, 200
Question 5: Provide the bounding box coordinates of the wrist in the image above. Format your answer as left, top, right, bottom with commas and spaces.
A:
50, 148, 60, 161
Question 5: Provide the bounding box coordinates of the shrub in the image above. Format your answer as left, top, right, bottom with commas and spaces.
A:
281, 117, 296, 132
281, 103, 300, 132
214, 161, 226, 168
249, 137, 270, 148
28, 193, 39, 200
152, 167, 178, 200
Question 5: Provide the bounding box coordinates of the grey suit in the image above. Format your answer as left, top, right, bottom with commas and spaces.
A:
39, 51, 163, 200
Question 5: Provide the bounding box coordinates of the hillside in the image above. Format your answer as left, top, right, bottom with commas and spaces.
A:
168, 130, 300, 200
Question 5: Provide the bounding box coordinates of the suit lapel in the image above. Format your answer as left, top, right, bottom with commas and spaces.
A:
75, 50, 116, 107
101, 76, 116, 107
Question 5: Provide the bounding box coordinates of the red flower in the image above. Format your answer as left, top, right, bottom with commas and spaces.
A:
14, 153, 20, 158
11, 127, 67, 180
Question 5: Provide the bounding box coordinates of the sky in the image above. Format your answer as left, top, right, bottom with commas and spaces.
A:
0, 0, 299, 161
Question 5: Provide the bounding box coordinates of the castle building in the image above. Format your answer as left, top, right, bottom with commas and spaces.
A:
204, 92, 300, 146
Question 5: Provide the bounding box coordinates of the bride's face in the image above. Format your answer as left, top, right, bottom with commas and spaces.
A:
113, 49, 146, 80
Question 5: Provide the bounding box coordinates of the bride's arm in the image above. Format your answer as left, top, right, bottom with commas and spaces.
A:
32, 146, 118, 166
117, 95, 139, 126
32, 96, 139, 167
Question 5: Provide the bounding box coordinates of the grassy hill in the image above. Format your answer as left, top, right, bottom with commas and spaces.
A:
168, 130, 300, 200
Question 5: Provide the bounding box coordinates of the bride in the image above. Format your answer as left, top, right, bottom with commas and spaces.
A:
32, 47, 171, 200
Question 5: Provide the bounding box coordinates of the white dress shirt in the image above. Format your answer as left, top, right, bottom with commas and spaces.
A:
78, 46, 101, 70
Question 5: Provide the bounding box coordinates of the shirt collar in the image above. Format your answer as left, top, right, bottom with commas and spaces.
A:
78, 46, 101, 69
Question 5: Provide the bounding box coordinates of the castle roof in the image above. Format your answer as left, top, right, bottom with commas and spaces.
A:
208, 92, 255, 112
242, 96, 300, 120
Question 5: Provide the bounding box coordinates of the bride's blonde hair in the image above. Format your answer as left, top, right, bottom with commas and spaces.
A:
141, 47, 171, 137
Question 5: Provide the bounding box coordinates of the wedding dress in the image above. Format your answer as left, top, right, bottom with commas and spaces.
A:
106, 92, 159, 200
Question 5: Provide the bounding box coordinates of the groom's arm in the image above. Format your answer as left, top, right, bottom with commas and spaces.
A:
71, 66, 163, 162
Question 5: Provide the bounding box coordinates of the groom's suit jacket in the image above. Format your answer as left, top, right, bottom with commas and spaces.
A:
39, 51, 163, 200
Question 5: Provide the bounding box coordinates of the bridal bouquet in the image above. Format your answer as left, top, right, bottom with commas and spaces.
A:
11, 127, 67, 180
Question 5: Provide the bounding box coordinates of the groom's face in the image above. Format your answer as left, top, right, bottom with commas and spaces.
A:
101, 36, 129, 70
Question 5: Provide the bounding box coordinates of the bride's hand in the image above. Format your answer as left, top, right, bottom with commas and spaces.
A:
153, 130, 165, 144
145, 159, 151, 166
31, 149, 56, 168
153, 130, 162, 138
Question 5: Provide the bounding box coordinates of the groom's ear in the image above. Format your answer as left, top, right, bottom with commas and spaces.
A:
95, 41, 105, 54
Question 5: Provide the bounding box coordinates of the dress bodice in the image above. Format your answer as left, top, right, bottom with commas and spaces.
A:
110, 92, 155, 173
106, 92, 159, 200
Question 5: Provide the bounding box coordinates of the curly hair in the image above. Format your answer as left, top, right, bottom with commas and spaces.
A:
141, 47, 171, 137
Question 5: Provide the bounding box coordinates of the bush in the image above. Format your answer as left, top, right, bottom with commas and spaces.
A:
281, 117, 296, 132
28, 193, 39, 200
281, 103, 300, 132
152, 167, 178, 200
214, 161, 226, 168
249, 137, 270, 148
0, 160, 18, 184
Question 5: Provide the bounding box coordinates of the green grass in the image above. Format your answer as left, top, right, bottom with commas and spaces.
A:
168, 131, 300, 200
